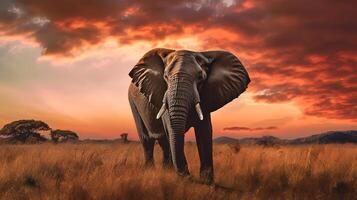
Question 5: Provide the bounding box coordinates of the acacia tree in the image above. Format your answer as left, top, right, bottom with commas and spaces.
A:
0, 120, 50, 143
50, 129, 79, 142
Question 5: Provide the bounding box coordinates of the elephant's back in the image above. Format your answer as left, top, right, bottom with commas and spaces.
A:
129, 83, 165, 138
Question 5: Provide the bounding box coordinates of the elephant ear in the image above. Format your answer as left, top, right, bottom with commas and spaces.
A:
200, 51, 250, 112
129, 48, 174, 108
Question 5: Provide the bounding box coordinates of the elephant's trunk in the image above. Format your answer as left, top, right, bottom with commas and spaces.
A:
167, 73, 194, 133
166, 73, 194, 175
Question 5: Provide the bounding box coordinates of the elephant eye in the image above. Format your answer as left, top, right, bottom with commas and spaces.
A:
163, 70, 169, 79
197, 71, 206, 81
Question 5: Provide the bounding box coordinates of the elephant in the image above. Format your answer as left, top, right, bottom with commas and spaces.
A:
128, 48, 250, 184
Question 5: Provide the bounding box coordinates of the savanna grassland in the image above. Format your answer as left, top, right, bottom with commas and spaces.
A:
0, 143, 356, 200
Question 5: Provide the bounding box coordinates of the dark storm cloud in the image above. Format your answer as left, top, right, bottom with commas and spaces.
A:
0, 0, 356, 120
223, 126, 278, 131
0, 0, 218, 55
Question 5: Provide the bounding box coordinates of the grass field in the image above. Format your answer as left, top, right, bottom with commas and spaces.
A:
0, 143, 356, 200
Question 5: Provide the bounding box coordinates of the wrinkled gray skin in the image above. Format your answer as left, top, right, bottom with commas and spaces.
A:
128, 49, 250, 184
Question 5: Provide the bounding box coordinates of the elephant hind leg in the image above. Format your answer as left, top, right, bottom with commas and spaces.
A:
157, 136, 172, 168
129, 95, 155, 167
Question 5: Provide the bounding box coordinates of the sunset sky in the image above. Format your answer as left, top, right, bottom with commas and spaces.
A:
0, 0, 356, 139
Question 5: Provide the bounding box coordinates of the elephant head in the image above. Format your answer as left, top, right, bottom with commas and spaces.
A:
129, 48, 250, 173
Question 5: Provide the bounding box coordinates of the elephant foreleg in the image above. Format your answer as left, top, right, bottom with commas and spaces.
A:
194, 113, 214, 184
141, 137, 155, 167
157, 136, 173, 168
129, 96, 155, 167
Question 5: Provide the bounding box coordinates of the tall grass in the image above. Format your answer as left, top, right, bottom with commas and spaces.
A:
0, 143, 356, 200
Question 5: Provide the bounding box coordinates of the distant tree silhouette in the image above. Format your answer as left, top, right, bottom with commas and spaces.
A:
0, 120, 50, 143
50, 129, 79, 142
120, 133, 129, 143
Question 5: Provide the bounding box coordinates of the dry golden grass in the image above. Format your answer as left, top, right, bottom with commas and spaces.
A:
0, 143, 356, 200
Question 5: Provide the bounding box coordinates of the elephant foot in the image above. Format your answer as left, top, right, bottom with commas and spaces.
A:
201, 177, 214, 185
143, 160, 155, 168
200, 169, 214, 185
162, 160, 173, 169
177, 170, 190, 177
176, 166, 190, 177
176, 171, 193, 183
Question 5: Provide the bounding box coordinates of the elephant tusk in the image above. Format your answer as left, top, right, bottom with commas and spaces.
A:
156, 91, 168, 119
195, 103, 204, 120
156, 103, 166, 119
193, 82, 203, 120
